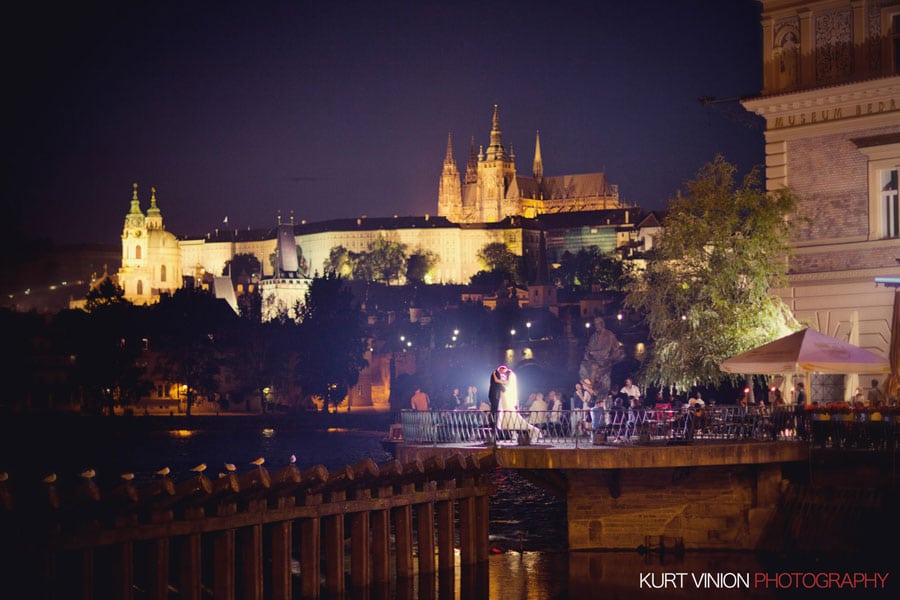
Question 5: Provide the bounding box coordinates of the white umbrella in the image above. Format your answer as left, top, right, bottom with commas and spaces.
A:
719, 328, 889, 375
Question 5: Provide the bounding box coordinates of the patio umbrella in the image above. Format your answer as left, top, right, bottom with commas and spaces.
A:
719, 327, 890, 375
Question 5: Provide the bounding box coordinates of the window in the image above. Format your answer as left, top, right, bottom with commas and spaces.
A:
137, 280, 144, 295
893, 14, 900, 74
860, 141, 900, 240
160, 264, 167, 282
882, 168, 899, 238
135, 245, 142, 260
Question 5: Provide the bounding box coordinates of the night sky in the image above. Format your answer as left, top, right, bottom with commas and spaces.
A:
7, 1, 765, 247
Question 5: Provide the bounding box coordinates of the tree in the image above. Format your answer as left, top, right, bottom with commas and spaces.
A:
553, 246, 632, 291
151, 288, 233, 416
624, 156, 801, 390
224, 253, 261, 282
476, 242, 524, 285
85, 278, 128, 311
355, 236, 408, 284
55, 303, 151, 415
406, 248, 439, 283
324, 246, 353, 277
295, 274, 368, 411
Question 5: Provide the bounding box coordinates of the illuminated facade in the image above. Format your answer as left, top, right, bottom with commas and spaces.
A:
438, 105, 623, 223
117, 183, 182, 305
742, 0, 900, 379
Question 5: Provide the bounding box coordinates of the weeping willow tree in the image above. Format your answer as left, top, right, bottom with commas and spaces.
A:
625, 156, 802, 390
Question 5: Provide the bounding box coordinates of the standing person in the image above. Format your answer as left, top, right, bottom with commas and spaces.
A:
488, 366, 509, 442
547, 390, 563, 436
410, 386, 430, 411
449, 387, 462, 409
867, 379, 885, 406
794, 382, 807, 440
529, 392, 548, 430
465, 385, 478, 409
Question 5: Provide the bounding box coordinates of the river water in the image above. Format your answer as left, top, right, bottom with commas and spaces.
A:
1, 416, 896, 599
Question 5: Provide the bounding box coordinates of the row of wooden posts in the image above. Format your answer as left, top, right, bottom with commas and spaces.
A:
0, 452, 495, 599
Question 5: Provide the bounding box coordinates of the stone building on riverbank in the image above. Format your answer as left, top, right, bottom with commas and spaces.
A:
741, 0, 900, 400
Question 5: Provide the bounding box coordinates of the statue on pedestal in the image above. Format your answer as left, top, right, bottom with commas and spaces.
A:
579, 316, 625, 395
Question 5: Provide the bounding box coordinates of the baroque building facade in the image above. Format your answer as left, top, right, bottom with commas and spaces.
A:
438, 105, 623, 223
742, 0, 900, 394
117, 183, 182, 305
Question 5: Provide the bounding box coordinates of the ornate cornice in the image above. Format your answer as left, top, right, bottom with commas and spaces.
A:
742, 76, 900, 134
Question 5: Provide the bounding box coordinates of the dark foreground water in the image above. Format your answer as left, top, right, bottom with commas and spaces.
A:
1, 415, 897, 599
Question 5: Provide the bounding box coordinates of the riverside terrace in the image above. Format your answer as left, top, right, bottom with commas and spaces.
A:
396, 406, 899, 551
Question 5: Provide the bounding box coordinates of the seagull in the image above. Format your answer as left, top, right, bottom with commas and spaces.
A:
156, 467, 170, 477
218, 472, 226, 479
224, 463, 236, 472
191, 463, 207, 473
250, 457, 265, 467
80, 469, 96, 480
120, 473, 135, 481
42, 473, 57, 484
289, 454, 297, 464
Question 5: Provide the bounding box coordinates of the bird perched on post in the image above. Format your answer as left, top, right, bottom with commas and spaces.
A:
80, 469, 96, 480
289, 454, 297, 464
42, 473, 57, 484
155, 467, 170, 477
191, 463, 207, 473
224, 463, 236, 473
250, 457, 265, 467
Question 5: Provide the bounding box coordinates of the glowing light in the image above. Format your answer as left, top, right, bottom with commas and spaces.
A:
168, 429, 195, 438
617, 313, 623, 320
262, 428, 275, 437
510, 329, 516, 335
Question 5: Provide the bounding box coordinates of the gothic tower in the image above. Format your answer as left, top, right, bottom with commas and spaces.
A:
437, 133, 462, 221
476, 104, 517, 221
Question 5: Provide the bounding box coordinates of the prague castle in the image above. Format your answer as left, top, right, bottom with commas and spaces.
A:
438, 105, 622, 223
111, 106, 651, 309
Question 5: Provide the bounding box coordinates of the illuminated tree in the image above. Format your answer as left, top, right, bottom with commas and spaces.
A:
552, 246, 632, 291
354, 236, 408, 284
625, 156, 801, 390
406, 248, 439, 283
474, 242, 523, 285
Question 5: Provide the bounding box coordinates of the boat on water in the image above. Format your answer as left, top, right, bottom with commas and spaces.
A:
381, 423, 403, 457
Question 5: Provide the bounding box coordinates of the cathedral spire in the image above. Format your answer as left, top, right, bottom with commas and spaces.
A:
124, 182, 145, 230
129, 182, 142, 215
444, 132, 455, 165
487, 104, 505, 161
146, 186, 162, 229
533, 130, 543, 182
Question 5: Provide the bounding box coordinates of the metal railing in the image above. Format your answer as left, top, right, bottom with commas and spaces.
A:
399, 406, 898, 450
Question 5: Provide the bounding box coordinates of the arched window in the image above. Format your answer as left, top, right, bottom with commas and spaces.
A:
137, 280, 144, 295
135, 245, 142, 260
160, 264, 167, 282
